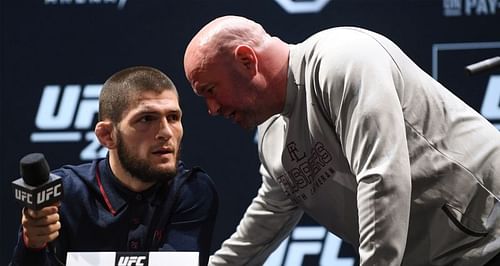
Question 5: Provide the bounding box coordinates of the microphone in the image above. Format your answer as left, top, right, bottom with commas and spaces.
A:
465, 56, 500, 76
11, 153, 63, 210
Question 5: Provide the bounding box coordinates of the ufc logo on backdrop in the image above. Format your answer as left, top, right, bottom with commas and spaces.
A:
264, 226, 356, 266
274, 0, 332, 14
31, 84, 107, 160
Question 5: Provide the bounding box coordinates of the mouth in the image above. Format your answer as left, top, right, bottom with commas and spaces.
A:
152, 146, 174, 156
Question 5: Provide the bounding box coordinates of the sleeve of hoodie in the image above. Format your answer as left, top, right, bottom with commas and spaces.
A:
208, 164, 303, 266
313, 28, 412, 266
9, 225, 59, 266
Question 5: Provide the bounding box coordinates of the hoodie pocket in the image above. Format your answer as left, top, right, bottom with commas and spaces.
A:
426, 204, 488, 264
441, 204, 488, 237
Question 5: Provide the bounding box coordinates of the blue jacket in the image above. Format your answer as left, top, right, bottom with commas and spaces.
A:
10, 158, 218, 266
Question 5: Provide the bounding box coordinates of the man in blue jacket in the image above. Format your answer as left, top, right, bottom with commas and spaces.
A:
10, 66, 218, 266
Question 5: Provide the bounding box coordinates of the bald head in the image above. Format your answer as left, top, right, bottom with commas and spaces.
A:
188, 16, 267, 49
184, 16, 270, 78
183, 15, 290, 128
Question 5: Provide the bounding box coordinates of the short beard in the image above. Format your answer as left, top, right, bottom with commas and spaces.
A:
116, 130, 178, 183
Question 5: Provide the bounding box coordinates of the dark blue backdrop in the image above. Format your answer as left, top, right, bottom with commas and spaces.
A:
1, 1, 499, 265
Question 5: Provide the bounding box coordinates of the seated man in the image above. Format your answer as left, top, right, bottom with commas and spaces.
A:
10, 66, 218, 266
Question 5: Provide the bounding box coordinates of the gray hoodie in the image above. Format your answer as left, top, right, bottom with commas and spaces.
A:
210, 27, 500, 266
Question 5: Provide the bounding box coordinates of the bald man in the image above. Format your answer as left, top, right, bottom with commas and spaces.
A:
184, 16, 500, 266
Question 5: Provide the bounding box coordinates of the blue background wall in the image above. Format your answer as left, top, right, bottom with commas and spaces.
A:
1, 1, 499, 265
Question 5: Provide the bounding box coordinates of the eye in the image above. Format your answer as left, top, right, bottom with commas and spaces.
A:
167, 113, 181, 122
139, 115, 156, 123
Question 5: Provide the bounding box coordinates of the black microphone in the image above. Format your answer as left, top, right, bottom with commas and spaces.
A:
465, 56, 500, 76
12, 153, 63, 210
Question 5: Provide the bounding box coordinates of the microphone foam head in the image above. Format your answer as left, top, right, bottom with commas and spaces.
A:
19, 153, 50, 186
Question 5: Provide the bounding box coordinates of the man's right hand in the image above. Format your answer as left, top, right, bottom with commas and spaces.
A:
21, 205, 61, 249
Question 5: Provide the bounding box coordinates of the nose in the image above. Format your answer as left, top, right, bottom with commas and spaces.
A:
206, 98, 221, 116
156, 117, 173, 140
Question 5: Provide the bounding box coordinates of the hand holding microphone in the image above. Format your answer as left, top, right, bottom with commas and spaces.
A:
12, 153, 63, 249
21, 204, 61, 248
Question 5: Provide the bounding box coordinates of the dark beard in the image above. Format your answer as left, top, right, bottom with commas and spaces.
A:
116, 130, 178, 183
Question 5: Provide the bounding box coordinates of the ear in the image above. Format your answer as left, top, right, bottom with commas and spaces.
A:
234, 45, 257, 75
94, 121, 117, 149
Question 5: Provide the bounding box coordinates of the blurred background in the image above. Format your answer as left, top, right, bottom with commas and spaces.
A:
1, 1, 499, 265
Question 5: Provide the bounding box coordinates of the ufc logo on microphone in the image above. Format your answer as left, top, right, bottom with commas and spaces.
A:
14, 189, 33, 204
36, 184, 62, 204
115, 253, 149, 266
12, 175, 63, 210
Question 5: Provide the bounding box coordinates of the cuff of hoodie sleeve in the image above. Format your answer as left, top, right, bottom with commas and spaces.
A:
22, 229, 48, 251
10, 230, 49, 266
